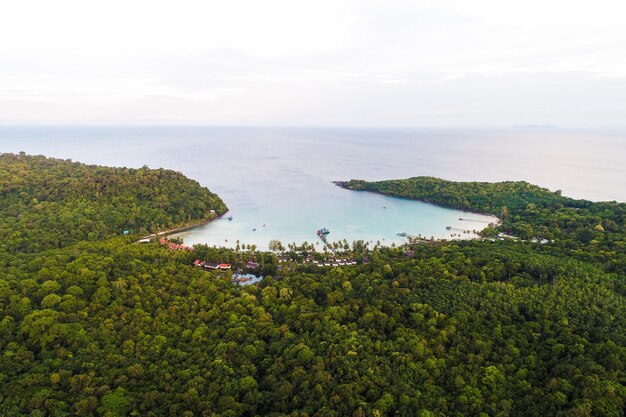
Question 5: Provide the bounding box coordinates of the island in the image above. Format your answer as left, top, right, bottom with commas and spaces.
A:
1, 155, 624, 417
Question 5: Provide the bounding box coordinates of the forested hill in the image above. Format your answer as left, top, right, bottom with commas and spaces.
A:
343, 177, 625, 256
0, 153, 227, 253
344, 177, 576, 215
2, 161, 626, 416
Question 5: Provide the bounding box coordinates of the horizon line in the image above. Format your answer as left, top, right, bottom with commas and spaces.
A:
1, 123, 626, 130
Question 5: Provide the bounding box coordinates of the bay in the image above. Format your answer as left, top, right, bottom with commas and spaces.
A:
1, 126, 624, 249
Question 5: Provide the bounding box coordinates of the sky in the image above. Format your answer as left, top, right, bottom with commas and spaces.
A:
1, 0, 625, 127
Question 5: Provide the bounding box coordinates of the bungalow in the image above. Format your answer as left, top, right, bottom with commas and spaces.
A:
204, 262, 220, 270
218, 263, 231, 270
246, 261, 260, 269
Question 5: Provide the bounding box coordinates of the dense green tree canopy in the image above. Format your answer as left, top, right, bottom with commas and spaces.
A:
0, 153, 227, 253
343, 177, 625, 272
1, 157, 625, 417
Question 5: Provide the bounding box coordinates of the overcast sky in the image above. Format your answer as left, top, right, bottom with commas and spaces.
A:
1, 0, 625, 127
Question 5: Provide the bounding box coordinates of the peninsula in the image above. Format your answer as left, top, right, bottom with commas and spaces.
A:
1, 154, 625, 417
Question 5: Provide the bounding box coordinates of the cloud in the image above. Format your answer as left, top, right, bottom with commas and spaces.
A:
0, 0, 625, 126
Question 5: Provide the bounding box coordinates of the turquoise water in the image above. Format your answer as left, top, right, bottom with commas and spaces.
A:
1, 126, 624, 249
174, 191, 496, 249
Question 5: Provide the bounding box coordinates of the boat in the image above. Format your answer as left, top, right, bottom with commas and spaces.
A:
228, 215, 233, 221
252, 228, 256, 231
396, 232, 407, 237
446, 226, 452, 230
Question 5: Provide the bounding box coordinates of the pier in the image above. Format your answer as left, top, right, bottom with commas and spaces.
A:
459, 217, 491, 223
317, 228, 338, 255
397, 232, 438, 244
446, 226, 468, 232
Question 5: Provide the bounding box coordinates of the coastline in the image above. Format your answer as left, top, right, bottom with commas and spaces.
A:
333, 181, 501, 228
169, 183, 501, 248
139, 211, 228, 241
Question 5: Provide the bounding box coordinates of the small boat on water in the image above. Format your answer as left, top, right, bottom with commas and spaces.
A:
396, 232, 407, 237
228, 216, 233, 221
252, 228, 256, 231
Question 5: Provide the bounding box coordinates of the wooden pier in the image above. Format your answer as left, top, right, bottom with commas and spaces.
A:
317, 228, 337, 255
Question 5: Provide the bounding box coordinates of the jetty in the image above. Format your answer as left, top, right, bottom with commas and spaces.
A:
459, 217, 491, 223
396, 232, 438, 244
316, 227, 337, 255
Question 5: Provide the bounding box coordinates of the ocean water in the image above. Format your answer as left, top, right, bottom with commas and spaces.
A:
1, 126, 624, 249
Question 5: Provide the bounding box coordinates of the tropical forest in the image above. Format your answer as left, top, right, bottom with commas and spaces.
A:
1, 153, 625, 417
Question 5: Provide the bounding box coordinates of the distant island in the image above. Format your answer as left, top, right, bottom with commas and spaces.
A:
1, 153, 625, 417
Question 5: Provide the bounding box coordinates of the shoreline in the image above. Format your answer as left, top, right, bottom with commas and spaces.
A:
165, 183, 500, 248
332, 181, 501, 227
139, 212, 228, 241
162, 182, 502, 248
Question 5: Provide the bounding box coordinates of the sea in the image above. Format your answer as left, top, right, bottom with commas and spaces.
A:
1, 126, 624, 250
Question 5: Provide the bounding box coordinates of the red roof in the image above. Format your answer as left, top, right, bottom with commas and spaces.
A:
160, 238, 194, 251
